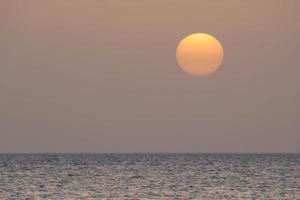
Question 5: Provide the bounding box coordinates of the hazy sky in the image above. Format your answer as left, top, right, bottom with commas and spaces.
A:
1, 0, 299, 153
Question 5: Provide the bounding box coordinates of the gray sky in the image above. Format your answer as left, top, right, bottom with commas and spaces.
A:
1, 0, 299, 153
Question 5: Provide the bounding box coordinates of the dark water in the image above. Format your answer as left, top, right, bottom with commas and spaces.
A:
0, 154, 299, 199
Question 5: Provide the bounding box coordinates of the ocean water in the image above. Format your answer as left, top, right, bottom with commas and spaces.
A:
0, 154, 299, 199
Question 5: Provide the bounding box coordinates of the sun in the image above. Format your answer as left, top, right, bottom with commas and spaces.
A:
176, 33, 224, 76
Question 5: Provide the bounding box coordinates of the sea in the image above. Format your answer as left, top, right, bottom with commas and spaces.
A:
0, 153, 299, 199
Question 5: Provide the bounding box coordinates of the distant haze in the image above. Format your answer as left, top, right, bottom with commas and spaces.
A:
0, 0, 299, 153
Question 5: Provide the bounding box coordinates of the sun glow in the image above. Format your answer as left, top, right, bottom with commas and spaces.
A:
176, 33, 224, 76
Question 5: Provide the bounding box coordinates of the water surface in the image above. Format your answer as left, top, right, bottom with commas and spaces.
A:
0, 154, 299, 199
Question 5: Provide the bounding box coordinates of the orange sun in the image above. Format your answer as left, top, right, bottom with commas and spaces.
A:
176, 33, 224, 76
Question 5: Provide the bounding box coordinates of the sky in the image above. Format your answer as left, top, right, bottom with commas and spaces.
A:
0, 0, 299, 153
